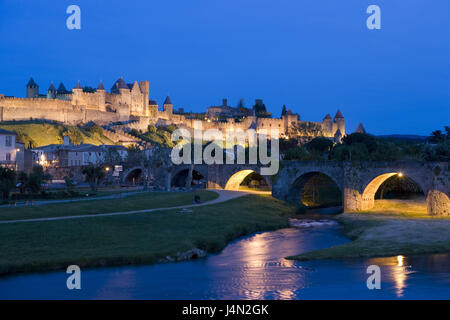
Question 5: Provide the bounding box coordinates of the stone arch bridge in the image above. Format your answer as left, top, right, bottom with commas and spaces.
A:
121, 161, 449, 216
271, 161, 449, 216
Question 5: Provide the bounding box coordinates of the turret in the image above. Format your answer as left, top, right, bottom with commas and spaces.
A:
57, 82, 69, 94
97, 81, 106, 112
139, 81, 150, 108
73, 81, 82, 92
47, 83, 57, 99
97, 81, 105, 91
111, 77, 129, 94
26, 77, 39, 98
148, 99, 158, 117
163, 96, 173, 115
322, 114, 333, 135
333, 109, 345, 136
355, 122, 366, 134
71, 81, 83, 105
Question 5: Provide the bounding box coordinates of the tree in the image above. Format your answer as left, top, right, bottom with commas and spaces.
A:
429, 130, 445, 143
126, 145, 145, 164
103, 148, 122, 166
0, 167, 16, 199
83, 86, 96, 93
26, 166, 52, 194
17, 171, 28, 194
147, 125, 157, 133
341, 133, 378, 153
305, 137, 334, 154
82, 165, 106, 191
64, 173, 76, 193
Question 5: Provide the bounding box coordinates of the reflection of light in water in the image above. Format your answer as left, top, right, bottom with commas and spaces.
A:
397, 255, 404, 267
95, 270, 137, 299
367, 255, 411, 298
231, 231, 306, 299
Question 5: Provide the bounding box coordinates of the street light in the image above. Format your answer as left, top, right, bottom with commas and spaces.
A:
398, 172, 403, 177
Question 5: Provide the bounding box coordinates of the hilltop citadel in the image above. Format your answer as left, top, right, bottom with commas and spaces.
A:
0, 77, 353, 143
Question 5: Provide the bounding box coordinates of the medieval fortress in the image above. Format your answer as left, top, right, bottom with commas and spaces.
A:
0, 77, 347, 142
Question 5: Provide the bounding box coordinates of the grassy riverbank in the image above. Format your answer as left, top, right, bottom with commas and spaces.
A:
0, 194, 297, 275
0, 190, 218, 221
288, 199, 450, 261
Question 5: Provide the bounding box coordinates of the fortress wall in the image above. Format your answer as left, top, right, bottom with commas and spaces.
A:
72, 91, 104, 110
0, 97, 73, 111
85, 109, 125, 125
256, 118, 285, 132
0, 105, 86, 124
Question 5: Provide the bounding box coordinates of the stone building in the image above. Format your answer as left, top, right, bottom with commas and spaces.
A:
0, 77, 347, 142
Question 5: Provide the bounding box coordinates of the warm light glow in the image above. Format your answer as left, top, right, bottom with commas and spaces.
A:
397, 255, 405, 267
398, 172, 403, 177
105, 167, 110, 172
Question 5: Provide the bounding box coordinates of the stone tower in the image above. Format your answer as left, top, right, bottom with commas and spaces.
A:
139, 81, 150, 109
72, 81, 83, 105
333, 109, 345, 136
97, 81, 106, 112
163, 96, 173, 115
26, 77, 39, 98
321, 114, 333, 135
47, 83, 57, 99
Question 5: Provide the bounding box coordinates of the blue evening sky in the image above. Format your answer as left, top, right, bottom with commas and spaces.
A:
0, 0, 449, 135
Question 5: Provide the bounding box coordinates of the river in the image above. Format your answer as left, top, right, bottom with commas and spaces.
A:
0, 219, 449, 299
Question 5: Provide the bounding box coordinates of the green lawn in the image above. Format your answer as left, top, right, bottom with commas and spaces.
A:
288, 199, 450, 261
0, 194, 296, 275
0, 190, 218, 221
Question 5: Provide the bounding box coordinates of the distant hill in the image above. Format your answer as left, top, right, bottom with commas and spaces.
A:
377, 134, 428, 142
0, 120, 114, 148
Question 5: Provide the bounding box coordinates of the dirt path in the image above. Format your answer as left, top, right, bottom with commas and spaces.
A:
0, 190, 249, 225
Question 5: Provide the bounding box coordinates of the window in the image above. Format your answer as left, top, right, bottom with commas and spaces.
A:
5, 136, 12, 147
6, 153, 11, 161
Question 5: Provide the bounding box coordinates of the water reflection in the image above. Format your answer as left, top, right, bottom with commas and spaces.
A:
367, 256, 413, 297
1, 222, 449, 299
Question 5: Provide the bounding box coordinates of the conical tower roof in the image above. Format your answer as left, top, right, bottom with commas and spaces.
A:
116, 77, 129, 89
164, 96, 172, 105
355, 123, 366, 134
334, 109, 344, 119
74, 81, 82, 90
27, 77, 37, 87
57, 82, 68, 93
48, 83, 56, 91
97, 81, 105, 90
323, 114, 332, 120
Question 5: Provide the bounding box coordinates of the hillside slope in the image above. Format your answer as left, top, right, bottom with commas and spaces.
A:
0, 121, 114, 147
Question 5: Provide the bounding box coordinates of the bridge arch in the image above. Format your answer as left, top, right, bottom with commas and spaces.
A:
224, 169, 271, 191
122, 166, 144, 184
286, 171, 343, 207
360, 171, 427, 211
171, 167, 206, 188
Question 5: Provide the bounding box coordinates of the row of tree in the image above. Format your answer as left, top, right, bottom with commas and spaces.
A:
283, 128, 450, 162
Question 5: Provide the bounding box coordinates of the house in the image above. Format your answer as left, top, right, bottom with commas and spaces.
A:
31, 139, 129, 167
0, 129, 17, 169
